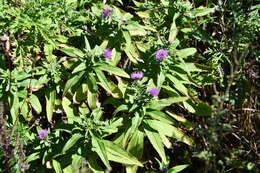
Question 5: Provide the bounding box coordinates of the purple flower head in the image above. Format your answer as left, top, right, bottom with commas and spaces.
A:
102, 8, 112, 18
130, 71, 144, 80
37, 129, 48, 139
155, 49, 168, 60
103, 48, 112, 59
149, 88, 160, 97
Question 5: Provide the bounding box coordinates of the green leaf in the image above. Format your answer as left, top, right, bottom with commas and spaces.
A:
167, 164, 189, 173
30, 94, 42, 114
136, 10, 152, 18
183, 101, 196, 113
176, 48, 197, 58
127, 22, 147, 36
88, 90, 97, 109
87, 73, 97, 109
91, 135, 111, 168
122, 30, 131, 50
176, 63, 202, 73
52, 160, 62, 173
84, 36, 91, 51
88, 156, 105, 173
103, 140, 143, 166
72, 154, 83, 167
127, 130, 144, 159
26, 152, 40, 163
45, 88, 56, 122
97, 64, 130, 78
165, 110, 193, 130
122, 113, 142, 148
62, 133, 83, 153
95, 69, 112, 93
63, 165, 73, 173
166, 74, 188, 95
190, 7, 214, 18
157, 72, 165, 89
10, 94, 19, 124
146, 120, 194, 146
160, 133, 172, 149
136, 41, 150, 53
146, 111, 175, 125
20, 102, 31, 120
143, 123, 167, 164
63, 71, 85, 96
168, 13, 179, 42
148, 97, 188, 110
124, 49, 138, 64
60, 46, 84, 58
72, 62, 87, 74
62, 97, 76, 124
113, 104, 128, 116
194, 101, 212, 116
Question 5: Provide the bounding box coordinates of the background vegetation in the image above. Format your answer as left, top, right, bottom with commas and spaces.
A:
0, 0, 259, 172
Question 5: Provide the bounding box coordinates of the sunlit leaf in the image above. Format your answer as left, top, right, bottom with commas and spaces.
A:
62, 133, 83, 153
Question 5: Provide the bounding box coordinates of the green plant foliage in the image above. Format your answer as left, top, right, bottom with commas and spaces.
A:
0, 0, 259, 172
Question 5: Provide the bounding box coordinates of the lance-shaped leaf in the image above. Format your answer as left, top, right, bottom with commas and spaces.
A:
10, 94, 19, 124
168, 164, 189, 173
87, 73, 97, 109
146, 111, 176, 125
30, 94, 42, 114
96, 64, 130, 78
52, 160, 62, 173
60, 46, 84, 58
147, 97, 188, 110
190, 7, 214, 18
62, 97, 76, 124
146, 120, 194, 146
91, 135, 111, 169
176, 48, 197, 58
102, 140, 143, 166
63, 71, 85, 96
62, 133, 83, 153
166, 74, 188, 95
143, 122, 167, 164
45, 88, 56, 122
168, 12, 179, 42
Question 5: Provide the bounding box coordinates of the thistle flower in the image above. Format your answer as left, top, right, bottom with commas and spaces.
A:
155, 49, 168, 60
103, 48, 112, 59
130, 71, 144, 80
37, 129, 48, 139
149, 88, 160, 97
102, 8, 112, 18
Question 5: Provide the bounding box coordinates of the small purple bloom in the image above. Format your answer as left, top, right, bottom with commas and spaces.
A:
37, 129, 48, 139
103, 48, 112, 59
102, 8, 112, 18
130, 71, 144, 80
155, 49, 168, 60
149, 88, 160, 97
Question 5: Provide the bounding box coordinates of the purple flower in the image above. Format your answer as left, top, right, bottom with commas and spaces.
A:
103, 48, 112, 59
155, 49, 168, 60
130, 71, 144, 80
37, 129, 48, 139
149, 88, 160, 97
102, 8, 112, 18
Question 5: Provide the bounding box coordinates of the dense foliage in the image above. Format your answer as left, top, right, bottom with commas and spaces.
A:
0, 0, 259, 173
